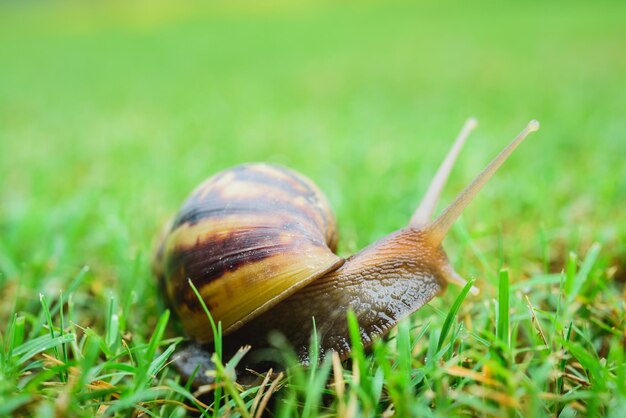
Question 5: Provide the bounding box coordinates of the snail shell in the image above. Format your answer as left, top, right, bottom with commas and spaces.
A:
154, 163, 344, 343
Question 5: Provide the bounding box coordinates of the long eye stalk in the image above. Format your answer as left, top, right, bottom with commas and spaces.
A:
411, 117, 478, 226
428, 120, 540, 244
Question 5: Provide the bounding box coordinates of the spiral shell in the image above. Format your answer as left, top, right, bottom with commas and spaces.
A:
154, 163, 344, 343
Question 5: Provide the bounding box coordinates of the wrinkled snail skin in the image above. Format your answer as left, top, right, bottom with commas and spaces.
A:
153, 119, 540, 377
224, 227, 450, 363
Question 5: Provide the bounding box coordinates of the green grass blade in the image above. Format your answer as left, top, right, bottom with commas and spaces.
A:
147, 342, 177, 377
188, 279, 222, 359
437, 279, 475, 351
188, 278, 224, 417
302, 358, 332, 418
0, 394, 32, 416
134, 309, 169, 391
39, 293, 65, 382
212, 350, 251, 418
28, 266, 90, 339
144, 310, 169, 365
496, 269, 510, 348
564, 252, 577, 297
302, 317, 321, 418
58, 291, 68, 370
567, 243, 601, 304
7, 314, 25, 359
13, 334, 76, 366
106, 296, 119, 352
347, 310, 374, 413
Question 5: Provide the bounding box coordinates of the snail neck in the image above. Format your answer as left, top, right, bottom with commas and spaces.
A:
310, 227, 455, 358
344, 227, 468, 290
343, 227, 450, 283
224, 227, 453, 362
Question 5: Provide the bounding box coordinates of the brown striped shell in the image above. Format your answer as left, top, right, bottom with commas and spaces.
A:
153, 163, 345, 343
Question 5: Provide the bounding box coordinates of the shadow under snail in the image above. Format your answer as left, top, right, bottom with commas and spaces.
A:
152, 118, 540, 383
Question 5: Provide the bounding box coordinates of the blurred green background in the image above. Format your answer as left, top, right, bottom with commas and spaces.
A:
1, 0, 625, 309
2, 2, 625, 415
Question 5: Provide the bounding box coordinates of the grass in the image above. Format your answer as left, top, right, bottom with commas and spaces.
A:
1, 0, 625, 416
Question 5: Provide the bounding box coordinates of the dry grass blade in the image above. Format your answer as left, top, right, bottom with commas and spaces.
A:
331, 352, 346, 416
41, 352, 64, 366
193, 381, 224, 398
445, 365, 501, 386
96, 404, 110, 417
250, 368, 273, 416
562, 372, 591, 387
142, 399, 202, 412
254, 372, 283, 418
343, 358, 360, 418
345, 394, 358, 418
468, 386, 521, 407
525, 295, 549, 348
41, 353, 81, 381
382, 405, 395, 418
148, 385, 211, 410
87, 380, 116, 391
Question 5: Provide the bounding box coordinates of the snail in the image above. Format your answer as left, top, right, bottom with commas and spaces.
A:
152, 119, 540, 382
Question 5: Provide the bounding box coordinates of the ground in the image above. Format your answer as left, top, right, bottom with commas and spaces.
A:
0, 0, 625, 416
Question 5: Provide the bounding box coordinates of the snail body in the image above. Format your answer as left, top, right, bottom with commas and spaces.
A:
153, 119, 540, 367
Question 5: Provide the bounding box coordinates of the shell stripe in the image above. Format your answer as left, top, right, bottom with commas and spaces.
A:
173, 164, 329, 228
165, 226, 324, 298
172, 246, 343, 342
173, 200, 327, 238
169, 164, 337, 252
156, 163, 342, 343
